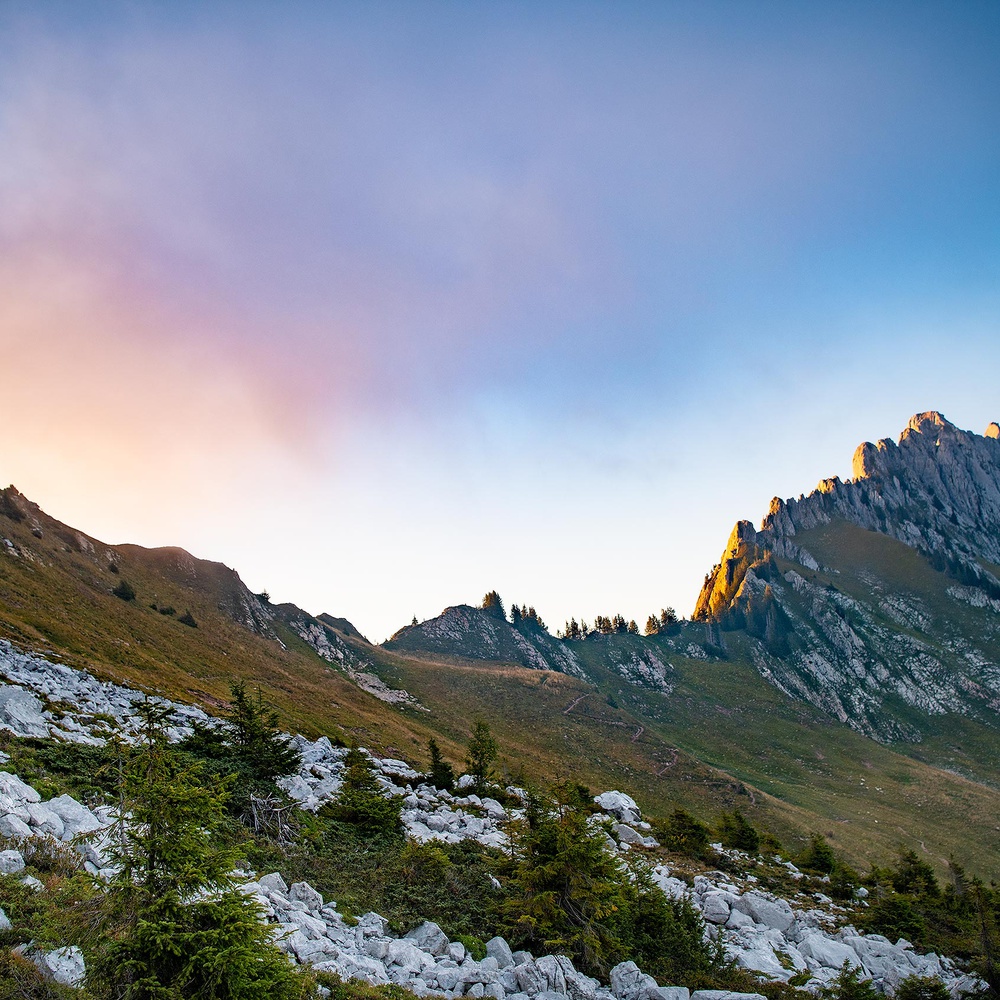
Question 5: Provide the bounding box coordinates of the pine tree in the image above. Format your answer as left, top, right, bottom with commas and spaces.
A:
90, 701, 307, 999
644, 616, 660, 636
510, 604, 522, 625
427, 739, 455, 792
326, 747, 402, 834
482, 591, 506, 618
627, 620, 639, 634
466, 720, 500, 795
660, 607, 678, 627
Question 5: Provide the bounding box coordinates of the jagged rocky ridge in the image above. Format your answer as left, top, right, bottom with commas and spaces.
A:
693, 413, 1000, 740
0, 640, 982, 997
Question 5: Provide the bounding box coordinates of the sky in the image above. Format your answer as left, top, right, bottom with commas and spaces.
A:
1, 1, 999, 642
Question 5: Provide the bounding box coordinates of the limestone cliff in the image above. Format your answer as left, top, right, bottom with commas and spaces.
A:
694, 413, 1000, 740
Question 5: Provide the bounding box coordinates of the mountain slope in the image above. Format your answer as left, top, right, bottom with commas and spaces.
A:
693, 412, 1000, 745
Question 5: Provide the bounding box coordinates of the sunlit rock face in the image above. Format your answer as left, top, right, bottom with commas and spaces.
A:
693, 413, 1000, 741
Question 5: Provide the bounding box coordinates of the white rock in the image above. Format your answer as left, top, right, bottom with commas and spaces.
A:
45, 794, 103, 838
30, 945, 86, 987
405, 919, 450, 956
732, 892, 795, 933
0, 849, 25, 873
701, 892, 732, 924
0, 814, 32, 839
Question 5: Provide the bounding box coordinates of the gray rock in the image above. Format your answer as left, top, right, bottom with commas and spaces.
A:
289, 881, 324, 913
610, 961, 657, 1000
647, 990, 689, 1000
0, 772, 41, 804
0, 849, 25, 874
594, 791, 642, 824
30, 946, 86, 987
405, 919, 450, 956
555, 955, 604, 1000
701, 892, 732, 925
25, 802, 64, 838
487, 936, 515, 969
0, 814, 32, 839
732, 892, 795, 933
448, 941, 467, 963
513, 951, 534, 966
0, 686, 49, 738
798, 932, 861, 970
45, 794, 103, 839
259, 871, 290, 895
615, 823, 645, 846
690, 993, 767, 1000
386, 939, 434, 973
0, 907, 10, 931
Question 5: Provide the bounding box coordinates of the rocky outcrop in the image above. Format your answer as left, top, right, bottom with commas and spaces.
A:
693, 414, 1000, 739
276, 608, 422, 708
386, 605, 589, 679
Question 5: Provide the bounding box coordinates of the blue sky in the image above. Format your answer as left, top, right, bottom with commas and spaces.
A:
1, 2, 998, 640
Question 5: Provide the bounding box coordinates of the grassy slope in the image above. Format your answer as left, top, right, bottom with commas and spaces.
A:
783, 520, 1000, 783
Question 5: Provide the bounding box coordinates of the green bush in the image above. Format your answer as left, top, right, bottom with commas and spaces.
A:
499, 783, 714, 980
817, 964, 879, 1000
322, 748, 402, 835
799, 834, 837, 875
894, 975, 950, 1000
717, 810, 760, 854
657, 808, 711, 858
111, 579, 136, 602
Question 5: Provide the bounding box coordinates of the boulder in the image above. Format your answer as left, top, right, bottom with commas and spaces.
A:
0, 849, 25, 874
26, 802, 64, 838
648, 991, 690, 1000
45, 794, 103, 838
289, 881, 324, 914
0, 814, 31, 839
701, 892, 732, 925
594, 791, 642, 824
0, 907, 10, 932
405, 919, 450, 956
487, 936, 516, 969
0, 772, 41, 804
0, 687, 49, 738
732, 892, 795, 933
798, 932, 861, 970
386, 939, 434, 973
555, 955, 604, 1000
259, 871, 289, 895
30, 946, 86, 987
690, 993, 767, 1000
610, 961, 657, 1000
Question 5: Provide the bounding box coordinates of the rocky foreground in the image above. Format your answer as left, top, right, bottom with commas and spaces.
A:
0, 641, 983, 997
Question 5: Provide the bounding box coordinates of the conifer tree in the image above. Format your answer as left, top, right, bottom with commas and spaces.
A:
466, 720, 500, 795
510, 604, 522, 625
644, 616, 660, 636
327, 747, 403, 835
627, 619, 639, 634
482, 591, 506, 618
426, 739, 455, 792
90, 701, 307, 999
